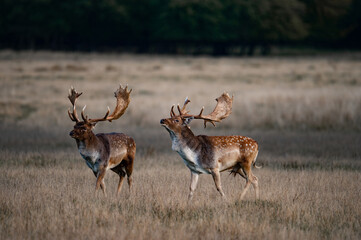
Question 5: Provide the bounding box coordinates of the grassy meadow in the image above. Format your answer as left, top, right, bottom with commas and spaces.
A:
0, 51, 360, 239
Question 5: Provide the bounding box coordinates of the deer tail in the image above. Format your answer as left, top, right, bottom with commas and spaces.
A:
253, 151, 263, 169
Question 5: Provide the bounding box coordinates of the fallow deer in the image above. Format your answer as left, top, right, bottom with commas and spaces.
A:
68, 85, 135, 196
160, 93, 261, 201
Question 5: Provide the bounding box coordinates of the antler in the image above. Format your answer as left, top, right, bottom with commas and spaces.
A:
177, 97, 191, 115
195, 92, 233, 127
68, 86, 83, 122
83, 84, 132, 124
107, 85, 132, 121
171, 92, 233, 127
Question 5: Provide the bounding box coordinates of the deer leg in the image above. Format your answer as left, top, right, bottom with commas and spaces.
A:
240, 180, 251, 200
210, 169, 225, 198
93, 171, 106, 193
237, 168, 247, 180
125, 157, 134, 192
110, 164, 127, 196
188, 171, 199, 202
100, 181, 106, 194
239, 166, 251, 200
117, 175, 125, 196
96, 168, 107, 196
251, 174, 259, 199
116, 169, 126, 196
239, 167, 257, 200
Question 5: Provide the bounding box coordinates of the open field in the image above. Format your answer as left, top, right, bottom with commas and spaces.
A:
0, 51, 360, 239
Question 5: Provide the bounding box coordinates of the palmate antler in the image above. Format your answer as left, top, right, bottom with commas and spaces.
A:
171, 92, 233, 127
68, 87, 83, 122
68, 84, 132, 124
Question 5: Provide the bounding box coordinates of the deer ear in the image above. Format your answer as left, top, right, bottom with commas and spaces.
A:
183, 117, 194, 125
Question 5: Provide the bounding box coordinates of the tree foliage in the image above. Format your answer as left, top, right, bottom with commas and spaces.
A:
0, 0, 359, 54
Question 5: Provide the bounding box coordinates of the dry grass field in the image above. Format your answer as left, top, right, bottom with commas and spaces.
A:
0, 51, 360, 239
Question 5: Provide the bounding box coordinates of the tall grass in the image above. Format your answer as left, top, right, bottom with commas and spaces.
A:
0, 51, 361, 239
0, 162, 360, 240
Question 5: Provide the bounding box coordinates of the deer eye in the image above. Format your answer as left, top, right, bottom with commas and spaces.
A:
175, 119, 179, 123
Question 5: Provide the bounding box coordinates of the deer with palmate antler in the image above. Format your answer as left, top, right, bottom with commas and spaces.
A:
160, 93, 261, 201
68, 84, 135, 196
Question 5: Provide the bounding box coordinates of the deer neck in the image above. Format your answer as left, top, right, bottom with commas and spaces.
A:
76, 132, 103, 164
169, 126, 213, 174
169, 127, 199, 153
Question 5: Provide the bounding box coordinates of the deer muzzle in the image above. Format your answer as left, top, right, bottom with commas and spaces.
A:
69, 130, 75, 138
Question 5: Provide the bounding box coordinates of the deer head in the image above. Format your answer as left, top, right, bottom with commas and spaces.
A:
68, 85, 132, 140
160, 92, 233, 136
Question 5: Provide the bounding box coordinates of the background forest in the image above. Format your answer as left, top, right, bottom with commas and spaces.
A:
0, 0, 360, 54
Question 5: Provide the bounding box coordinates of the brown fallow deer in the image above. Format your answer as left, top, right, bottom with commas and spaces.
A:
68, 85, 135, 196
160, 93, 261, 201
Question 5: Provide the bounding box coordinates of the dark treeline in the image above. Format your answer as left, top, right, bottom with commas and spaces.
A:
0, 0, 360, 55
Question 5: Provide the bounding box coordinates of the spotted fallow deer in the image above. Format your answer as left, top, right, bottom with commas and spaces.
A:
160, 93, 261, 201
68, 85, 135, 196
